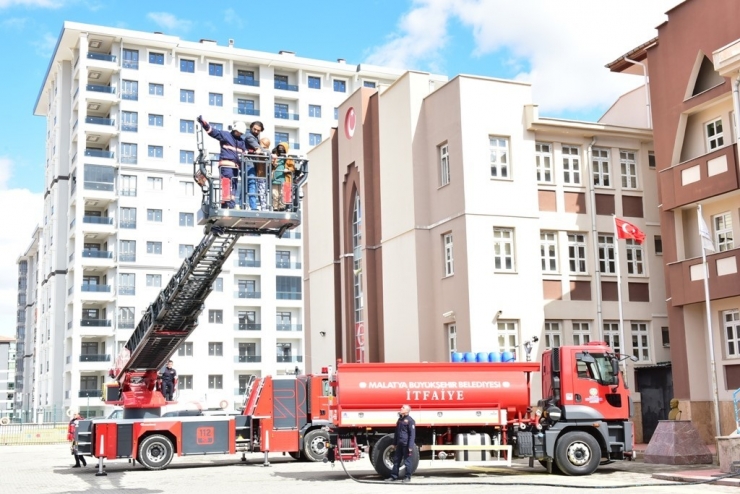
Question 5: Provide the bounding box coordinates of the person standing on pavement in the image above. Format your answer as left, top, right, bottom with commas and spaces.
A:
68, 413, 87, 467
161, 360, 177, 401
386, 404, 415, 483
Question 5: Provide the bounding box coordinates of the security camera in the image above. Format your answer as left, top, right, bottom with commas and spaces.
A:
496, 310, 502, 317
319, 331, 326, 337
442, 311, 454, 318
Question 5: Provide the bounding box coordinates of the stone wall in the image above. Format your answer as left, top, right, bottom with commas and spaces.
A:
676, 399, 737, 443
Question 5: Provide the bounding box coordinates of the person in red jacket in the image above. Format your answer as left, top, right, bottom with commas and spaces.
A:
68, 413, 87, 467
197, 116, 247, 209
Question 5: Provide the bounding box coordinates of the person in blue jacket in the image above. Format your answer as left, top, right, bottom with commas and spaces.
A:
240, 121, 265, 210
386, 404, 416, 483
197, 115, 247, 209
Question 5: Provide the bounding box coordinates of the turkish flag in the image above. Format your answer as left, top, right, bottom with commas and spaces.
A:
615, 217, 646, 244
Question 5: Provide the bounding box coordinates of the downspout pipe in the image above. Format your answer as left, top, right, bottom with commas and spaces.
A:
587, 137, 603, 337
624, 56, 652, 128
732, 75, 740, 145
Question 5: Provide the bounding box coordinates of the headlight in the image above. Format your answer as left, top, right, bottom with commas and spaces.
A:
546, 406, 562, 422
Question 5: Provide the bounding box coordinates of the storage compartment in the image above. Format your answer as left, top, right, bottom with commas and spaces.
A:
454, 433, 491, 461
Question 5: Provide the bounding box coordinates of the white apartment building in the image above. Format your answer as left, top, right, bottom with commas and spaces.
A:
30, 22, 444, 418
0, 337, 17, 417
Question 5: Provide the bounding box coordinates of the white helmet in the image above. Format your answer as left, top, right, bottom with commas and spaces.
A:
232, 121, 247, 135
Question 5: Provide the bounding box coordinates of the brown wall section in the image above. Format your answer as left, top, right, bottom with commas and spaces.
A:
564, 192, 586, 214
569, 281, 591, 301
595, 194, 615, 216
543, 280, 562, 300
668, 248, 740, 306
622, 196, 644, 218
601, 281, 618, 301
628, 282, 650, 302
538, 190, 557, 212
724, 364, 740, 390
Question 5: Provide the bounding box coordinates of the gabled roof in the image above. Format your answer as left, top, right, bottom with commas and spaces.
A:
606, 37, 658, 73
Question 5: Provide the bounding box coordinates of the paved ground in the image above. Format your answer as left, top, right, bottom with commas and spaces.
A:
2, 444, 740, 494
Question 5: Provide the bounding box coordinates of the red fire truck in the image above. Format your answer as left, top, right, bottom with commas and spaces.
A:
324, 342, 634, 477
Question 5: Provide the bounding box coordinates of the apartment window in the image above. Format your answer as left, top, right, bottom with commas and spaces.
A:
180, 89, 194, 103
592, 148, 610, 187
648, 152, 656, 169
121, 80, 138, 100
180, 181, 195, 196
626, 239, 645, 275
118, 307, 134, 329
209, 62, 223, 77
119, 273, 135, 295
236, 69, 255, 83
122, 48, 139, 69
277, 276, 302, 300
706, 117, 724, 151
80, 375, 99, 390
308, 104, 321, 118
149, 82, 164, 96
276, 250, 290, 268
179, 150, 195, 164
120, 143, 138, 164
208, 343, 223, 357
631, 322, 650, 361
146, 241, 162, 255
540, 232, 558, 273
275, 103, 289, 119
119, 240, 136, 262
309, 133, 322, 146
179, 244, 194, 258
568, 233, 587, 274
146, 51, 164, 64
620, 150, 638, 189
177, 343, 193, 357
497, 321, 518, 354
544, 321, 562, 349
121, 111, 138, 132
439, 143, 450, 186
180, 59, 195, 73
179, 212, 194, 227
334, 107, 339, 120
443, 233, 454, 276
209, 92, 223, 107
489, 137, 510, 179
603, 322, 621, 354
238, 279, 256, 296
308, 76, 321, 89
147, 209, 162, 222
120, 175, 137, 196
236, 99, 255, 116
662, 327, 670, 347
493, 228, 515, 271
147, 177, 163, 190
214, 278, 223, 292
208, 310, 223, 324
206, 375, 222, 389
275, 132, 289, 145
572, 322, 591, 346
447, 323, 457, 359
714, 212, 734, 252
536, 143, 553, 183
562, 145, 581, 184
364, 80, 377, 88
148, 114, 164, 127
120, 208, 137, 229
148, 145, 163, 158
598, 235, 616, 274
180, 119, 194, 134
654, 235, 663, 255
333, 79, 347, 92
724, 310, 740, 357
146, 274, 162, 287
176, 375, 193, 390
238, 310, 256, 326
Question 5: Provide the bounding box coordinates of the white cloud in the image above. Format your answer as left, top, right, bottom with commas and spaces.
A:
146, 12, 192, 33
224, 8, 243, 29
31, 31, 57, 58
366, 0, 682, 115
0, 157, 43, 338
0, 0, 61, 7
2, 17, 28, 29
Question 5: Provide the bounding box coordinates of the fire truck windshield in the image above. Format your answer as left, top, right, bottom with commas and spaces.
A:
577, 352, 619, 386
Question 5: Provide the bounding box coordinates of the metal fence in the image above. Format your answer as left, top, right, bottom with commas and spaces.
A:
0, 423, 68, 446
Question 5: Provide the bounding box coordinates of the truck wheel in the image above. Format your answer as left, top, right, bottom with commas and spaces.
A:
554, 431, 601, 476
137, 434, 174, 471
302, 429, 329, 462
371, 435, 420, 479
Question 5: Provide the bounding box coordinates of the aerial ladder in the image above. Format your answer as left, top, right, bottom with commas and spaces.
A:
75, 126, 309, 469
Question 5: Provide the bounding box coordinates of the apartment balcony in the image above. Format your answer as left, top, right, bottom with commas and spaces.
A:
234, 107, 261, 116
276, 261, 302, 270
274, 111, 300, 121
79, 354, 111, 362
234, 323, 261, 331
660, 145, 739, 211
84, 148, 114, 160
85, 84, 117, 104
79, 284, 114, 303
277, 355, 303, 363
82, 249, 112, 259
274, 81, 298, 92
118, 253, 136, 262
80, 319, 111, 327
235, 259, 261, 268
84, 117, 117, 139
87, 52, 117, 63
276, 324, 303, 332
117, 319, 135, 330
122, 59, 138, 70
234, 355, 262, 363
234, 291, 261, 299
668, 247, 740, 306
80, 216, 115, 238
119, 188, 137, 197
121, 91, 138, 101
276, 292, 302, 300
80, 250, 114, 269
118, 286, 135, 296
234, 76, 260, 87
78, 389, 103, 398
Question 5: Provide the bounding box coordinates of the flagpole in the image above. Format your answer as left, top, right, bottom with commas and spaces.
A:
612, 215, 628, 384
698, 204, 722, 438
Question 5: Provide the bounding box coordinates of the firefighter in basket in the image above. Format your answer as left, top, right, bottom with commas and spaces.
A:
196, 115, 247, 209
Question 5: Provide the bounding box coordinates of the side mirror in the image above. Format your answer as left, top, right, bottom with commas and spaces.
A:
611, 358, 620, 386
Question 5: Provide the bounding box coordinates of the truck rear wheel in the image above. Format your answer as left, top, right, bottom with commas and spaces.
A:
302, 429, 329, 462
137, 434, 174, 470
371, 434, 420, 479
554, 431, 601, 476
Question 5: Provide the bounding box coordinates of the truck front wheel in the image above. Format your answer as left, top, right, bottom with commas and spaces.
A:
137, 434, 174, 470
371, 434, 420, 479
554, 431, 601, 476
302, 429, 329, 462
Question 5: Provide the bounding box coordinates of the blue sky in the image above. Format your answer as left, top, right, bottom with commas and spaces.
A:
0, 0, 680, 336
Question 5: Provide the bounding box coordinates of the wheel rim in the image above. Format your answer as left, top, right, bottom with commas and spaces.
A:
309, 435, 327, 456
383, 447, 402, 471
566, 441, 591, 467
145, 441, 167, 464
